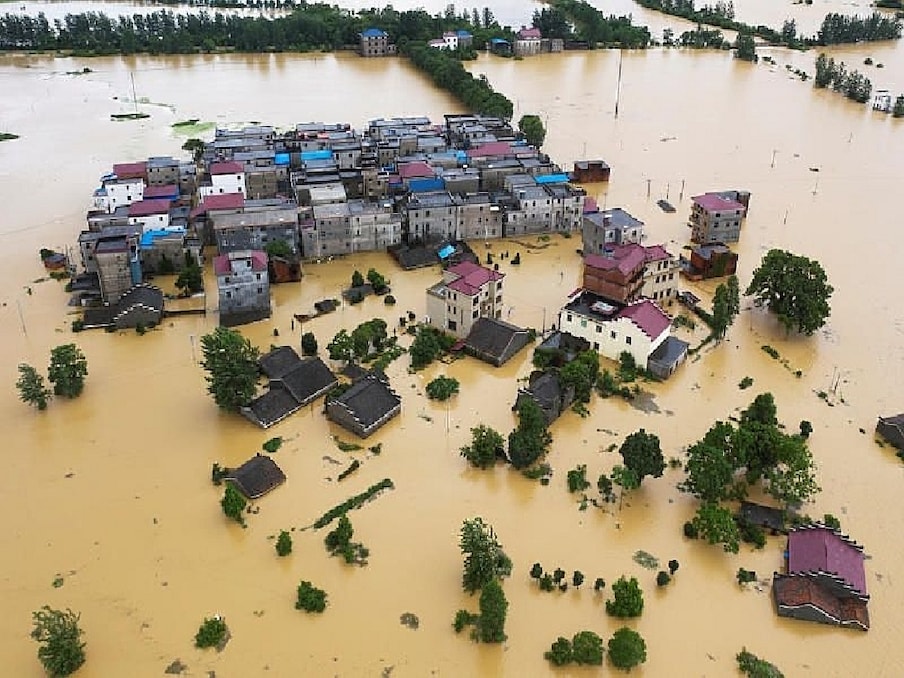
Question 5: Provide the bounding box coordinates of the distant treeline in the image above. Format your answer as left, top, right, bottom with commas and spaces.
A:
635, 0, 900, 47
0, 5, 511, 54
535, 0, 652, 48
403, 41, 513, 119
814, 53, 872, 103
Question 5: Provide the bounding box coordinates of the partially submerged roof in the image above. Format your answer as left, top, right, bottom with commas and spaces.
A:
739, 501, 786, 532
275, 357, 338, 405
259, 346, 302, 380
788, 524, 867, 596
464, 317, 530, 366
331, 374, 401, 429
241, 389, 301, 429
225, 454, 286, 499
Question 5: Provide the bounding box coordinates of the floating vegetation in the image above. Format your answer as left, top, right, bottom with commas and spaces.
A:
0, 132, 20, 142
170, 120, 215, 135
738, 376, 754, 390
400, 612, 420, 630
632, 550, 659, 570
311, 478, 395, 529
262, 437, 283, 454
172, 118, 200, 127
337, 459, 361, 482
332, 435, 362, 452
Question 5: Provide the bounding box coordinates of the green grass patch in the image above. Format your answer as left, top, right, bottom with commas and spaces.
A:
311, 478, 394, 529
171, 121, 215, 136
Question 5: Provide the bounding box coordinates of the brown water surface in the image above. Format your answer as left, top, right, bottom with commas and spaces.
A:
1, 20, 903, 678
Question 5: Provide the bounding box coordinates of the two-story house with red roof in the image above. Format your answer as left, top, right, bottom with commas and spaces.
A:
426, 261, 505, 339
200, 161, 246, 200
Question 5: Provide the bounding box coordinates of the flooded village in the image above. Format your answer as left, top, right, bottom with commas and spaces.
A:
2, 0, 904, 676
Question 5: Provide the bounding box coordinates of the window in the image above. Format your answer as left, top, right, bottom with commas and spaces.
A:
473, 297, 479, 306
580, 320, 587, 328
448, 319, 457, 331
256, 273, 261, 281
669, 273, 674, 280
595, 325, 602, 333
566, 313, 572, 322
496, 295, 502, 303
610, 331, 616, 339
225, 276, 231, 284
626, 336, 632, 345
225, 291, 231, 299
257, 287, 263, 294
593, 342, 599, 350
472, 310, 479, 319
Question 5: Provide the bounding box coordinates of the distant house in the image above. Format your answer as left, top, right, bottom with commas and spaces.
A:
426, 260, 505, 339
688, 191, 751, 244
94, 235, 142, 304
463, 317, 531, 367
225, 454, 286, 499
683, 242, 738, 280
582, 207, 645, 253
872, 89, 892, 113
559, 291, 672, 367
242, 347, 338, 429
572, 160, 610, 183
214, 249, 271, 327
326, 372, 401, 438
513, 370, 574, 426
773, 524, 870, 631
515, 26, 543, 55
200, 161, 246, 200
876, 414, 904, 449
489, 37, 512, 55
359, 28, 396, 57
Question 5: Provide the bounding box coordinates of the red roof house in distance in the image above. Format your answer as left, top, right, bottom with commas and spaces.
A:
773, 523, 870, 631
209, 161, 244, 176
113, 161, 147, 180
397, 161, 435, 180
466, 141, 512, 160
426, 260, 506, 339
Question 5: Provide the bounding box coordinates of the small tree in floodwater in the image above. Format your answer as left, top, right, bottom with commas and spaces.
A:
31, 606, 85, 677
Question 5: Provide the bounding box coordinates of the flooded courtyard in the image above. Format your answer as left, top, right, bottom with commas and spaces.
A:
1, 2, 904, 675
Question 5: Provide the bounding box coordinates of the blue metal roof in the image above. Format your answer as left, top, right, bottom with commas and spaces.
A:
409, 177, 445, 193
361, 27, 387, 38
438, 244, 455, 259
274, 153, 290, 165
490, 38, 510, 44
140, 227, 185, 248
456, 30, 472, 37
535, 173, 569, 185
301, 149, 333, 161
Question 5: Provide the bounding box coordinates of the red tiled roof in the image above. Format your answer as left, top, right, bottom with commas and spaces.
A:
466, 141, 512, 159
518, 27, 542, 39
128, 199, 172, 217
214, 251, 268, 276
113, 161, 147, 179
773, 575, 869, 630
642, 244, 671, 262
210, 161, 244, 175
617, 300, 670, 339
446, 260, 504, 296
583, 196, 599, 214
190, 192, 245, 219
585, 244, 646, 276
398, 161, 435, 180
788, 526, 867, 595
144, 184, 179, 198
693, 192, 745, 213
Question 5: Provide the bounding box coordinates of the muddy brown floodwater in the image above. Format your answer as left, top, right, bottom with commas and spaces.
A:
1, 3, 904, 675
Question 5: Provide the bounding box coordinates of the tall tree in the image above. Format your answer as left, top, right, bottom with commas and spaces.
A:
460, 517, 512, 593
734, 32, 756, 61
17, 363, 52, 410
518, 114, 547, 148
608, 627, 647, 671
507, 397, 552, 469
477, 578, 508, 643
31, 606, 86, 677
745, 249, 833, 335
47, 344, 88, 398
619, 429, 665, 485
681, 421, 739, 502
200, 327, 260, 411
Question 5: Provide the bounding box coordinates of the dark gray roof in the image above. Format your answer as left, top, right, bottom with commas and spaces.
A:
275, 357, 338, 405
389, 244, 439, 270
259, 345, 302, 379
226, 454, 286, 499
648, 336, 690, 368
464, 317, 530, 366
739, 501, 786, 532
331, 374, 400, 428
342, 363, 369, 382
241, 389, 301, 429
314, 299, 337, 314
117, 284, 164, 313
524, 371, 563, 412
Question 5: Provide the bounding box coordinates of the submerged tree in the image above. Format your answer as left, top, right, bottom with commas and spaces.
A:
460, 424, 505, 469
745, 249, 833, 335
619, 429, 665, 485
476, 578, 508, 643
200, 327, 260, 411
518, 114, 547, 148
31, 606, 86, 677
605, 576, 644, 618
47, 344, 88, 398
692, 502, 740, 553
460, 517, 512, 594
17, 363, 52, 410
507, 397, 552, 469
608, 627, 647, 671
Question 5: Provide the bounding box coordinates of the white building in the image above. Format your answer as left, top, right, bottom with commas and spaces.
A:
348, 199, 402, 252
127, 199, 171, 232
93, 176, 145, 213
558, 290, 671, 366
873, 89, 893, 113
200, 161, 246, 199
426, 260, 505, 339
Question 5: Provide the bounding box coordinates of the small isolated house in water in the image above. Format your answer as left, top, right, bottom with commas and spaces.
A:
326, 372, 401, 438
514, 370, 574, 426
738, 501, 786, 534
241, 346, 338, 428
876, 414, 904, 449
772, 524, 870, 631
463, 317, 531, 367
647, 336, 689, 380
225, 454, 286, 499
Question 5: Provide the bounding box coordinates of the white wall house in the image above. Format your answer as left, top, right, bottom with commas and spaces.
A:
93, 177, 145, 213
200, 161, 246, 200
558, 291, 671, 365
127, 199, 171, 232
426, 261, 505, 339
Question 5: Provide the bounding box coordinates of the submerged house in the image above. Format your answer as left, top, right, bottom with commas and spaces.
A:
772, 524, 870, 631
876, 414, 904, 449
325, 372, 401, 438
513, 370, 574, 426
462, 317, 531, 367
225, 454, 286, 499
242, 346, 338, 429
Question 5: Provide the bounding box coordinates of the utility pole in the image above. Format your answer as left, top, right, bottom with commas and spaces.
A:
646, 179, 651, 198
665, 183, 670, 201
771, 149, 777, 168
679, 179, 685, 201
614, 49, 623, 119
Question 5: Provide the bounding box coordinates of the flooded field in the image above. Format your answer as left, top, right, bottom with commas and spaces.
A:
1, 2, 904, 675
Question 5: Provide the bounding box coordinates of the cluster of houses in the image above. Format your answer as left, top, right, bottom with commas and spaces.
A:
357, 25, 569, 59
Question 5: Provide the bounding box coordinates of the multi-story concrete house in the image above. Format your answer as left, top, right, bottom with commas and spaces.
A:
505, 185, 552, 235
514, 26, 543, 55
455, 193, 502, 240
127, 199, 172, 232
582, 207, 645, 253
558, 290, 671, 366
93, 173, 145, 214
94, 234, 142, 304
200, 161, 246, 200
214, 249, 271, 327
211, 207, 299, 255
348, 199, 402, 252
637, 244, 680, 305
546, 183, 585, 231
688, 191, 750, 244
581, 243, 679, 306
358, 28, 395, 56
405, 191, 457, 243
304, 202, 352, 257
426, 260, 505, 338
146, 156, 181, 186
